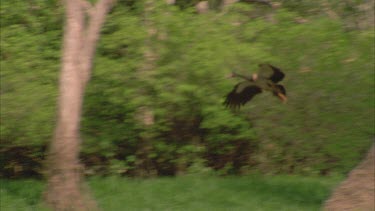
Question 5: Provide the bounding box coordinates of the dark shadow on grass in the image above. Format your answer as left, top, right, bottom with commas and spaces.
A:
217, 175, 338, 206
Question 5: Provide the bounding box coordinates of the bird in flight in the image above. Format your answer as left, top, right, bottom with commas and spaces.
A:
224, 64, 287, 109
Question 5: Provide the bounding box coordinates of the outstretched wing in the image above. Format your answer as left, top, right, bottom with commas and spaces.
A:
275, 84, 286, 95
224, 81, 262, 109
258, 64, 285, 83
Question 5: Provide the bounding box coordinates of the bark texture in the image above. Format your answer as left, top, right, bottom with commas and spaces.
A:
45, 0, 115, 210
134, 0, 158, 177
324, 143, 375, 211
196, 1, 209, 14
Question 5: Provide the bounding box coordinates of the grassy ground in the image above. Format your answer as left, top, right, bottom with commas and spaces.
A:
0, 175, 341, 211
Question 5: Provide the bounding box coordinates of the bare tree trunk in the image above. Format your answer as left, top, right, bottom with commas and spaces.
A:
45, 0, 116, 210
196, 1, 209, 14
324, 143, 375, 211
134, 0, 158, 177
134, 0, 176, 177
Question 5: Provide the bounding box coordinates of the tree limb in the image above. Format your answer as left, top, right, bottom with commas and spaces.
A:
78, 0, 93, 11
81, 0, 117, 84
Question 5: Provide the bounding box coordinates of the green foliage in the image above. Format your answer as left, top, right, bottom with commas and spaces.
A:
0, 179, 49, 211
1, 0, 61, 177
80, 3, 267, 176
1, 1, 373, 177
0, 175, 341, 210
248, 12, 374, 175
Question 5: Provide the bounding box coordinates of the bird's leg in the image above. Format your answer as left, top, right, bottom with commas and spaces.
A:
252, 73, 258, 81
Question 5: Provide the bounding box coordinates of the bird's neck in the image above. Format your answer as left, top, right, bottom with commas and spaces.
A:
232, 72, 254, 81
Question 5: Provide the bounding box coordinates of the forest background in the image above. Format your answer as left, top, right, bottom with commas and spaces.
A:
1, 0, 374, 179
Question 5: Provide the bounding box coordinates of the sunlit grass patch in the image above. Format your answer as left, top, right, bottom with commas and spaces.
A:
0, 175, 341, 211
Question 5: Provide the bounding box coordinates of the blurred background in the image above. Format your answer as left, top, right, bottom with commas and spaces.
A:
0, 0, 374, 210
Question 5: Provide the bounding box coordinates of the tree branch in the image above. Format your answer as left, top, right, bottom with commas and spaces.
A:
80, 0, 117, 84
78, 0, 93, 11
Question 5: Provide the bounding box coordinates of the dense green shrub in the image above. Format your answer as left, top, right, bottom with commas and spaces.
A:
1, 1, 373, 177
1, 0, 62, 178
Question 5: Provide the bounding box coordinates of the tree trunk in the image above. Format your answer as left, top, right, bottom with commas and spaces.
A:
134, 0, 175, 177
324, 143, 375, 211
133, 0, 159, 177
45, 0, 115, 210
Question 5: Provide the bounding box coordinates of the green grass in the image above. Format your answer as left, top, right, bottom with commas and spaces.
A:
0, 179, 48, 211
0, 175, 341, 211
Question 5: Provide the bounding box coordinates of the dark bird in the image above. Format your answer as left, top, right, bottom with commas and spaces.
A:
224, 64, 287, 109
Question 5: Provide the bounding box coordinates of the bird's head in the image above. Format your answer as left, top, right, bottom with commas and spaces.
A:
226, 72, 235, 78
